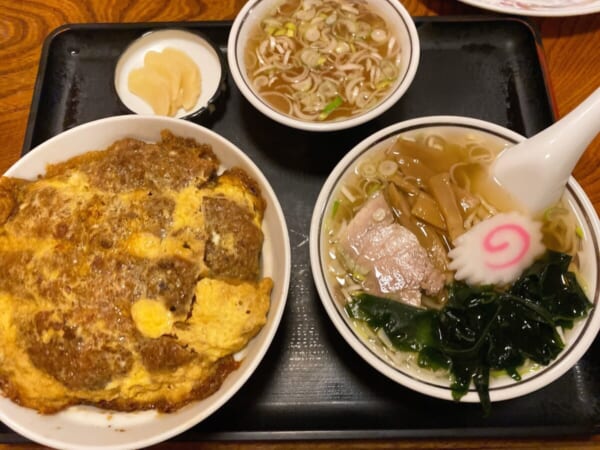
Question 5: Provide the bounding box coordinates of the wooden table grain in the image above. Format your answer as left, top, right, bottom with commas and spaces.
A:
0, 0, 599, 449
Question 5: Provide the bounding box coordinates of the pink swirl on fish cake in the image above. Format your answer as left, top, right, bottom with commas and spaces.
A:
483, 223, 531, 270
447, 212, 545, 286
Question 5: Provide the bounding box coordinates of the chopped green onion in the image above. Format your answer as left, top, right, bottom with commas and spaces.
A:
543, 207, 553, 221
319, 95, 343, 120
576, 226, 584, 239
352, 271, 365, 282
331, 199, 340, 218
360, 162, 377, 177
378, 159, 398, 177
365, 181, 382, 196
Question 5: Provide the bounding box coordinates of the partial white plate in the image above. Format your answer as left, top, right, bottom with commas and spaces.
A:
0, 115, 291, 450
457, 0, 600, 16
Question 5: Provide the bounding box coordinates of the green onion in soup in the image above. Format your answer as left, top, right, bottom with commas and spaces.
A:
244, 0, 401, 122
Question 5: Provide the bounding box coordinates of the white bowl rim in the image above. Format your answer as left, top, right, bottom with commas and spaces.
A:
227, 0, 421, 132
0, 115, 292, 450
309, 114, 600, 403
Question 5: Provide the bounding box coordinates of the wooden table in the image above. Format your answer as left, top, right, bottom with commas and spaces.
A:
0, 0, 599, 449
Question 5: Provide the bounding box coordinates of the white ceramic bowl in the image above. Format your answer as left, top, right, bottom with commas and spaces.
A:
227, 0, 420, 132
114, 29, 226, 121
310, 115, 600, 404
0, 115, 291, 450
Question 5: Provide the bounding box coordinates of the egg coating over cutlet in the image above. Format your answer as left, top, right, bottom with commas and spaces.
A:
0, 130, 271, 414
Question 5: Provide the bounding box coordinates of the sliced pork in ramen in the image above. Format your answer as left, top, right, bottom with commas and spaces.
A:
336, 192, 444, 306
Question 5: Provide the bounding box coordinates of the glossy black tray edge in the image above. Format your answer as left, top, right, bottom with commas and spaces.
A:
21, 16, 557, 155
10, 16, 592, 444
0, 425, 592, 445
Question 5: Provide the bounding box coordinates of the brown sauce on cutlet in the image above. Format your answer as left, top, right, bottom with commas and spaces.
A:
203, 196, 264, 280
26, 311, 134, 391
0, 130, 271, 413
138, 336, 197, 372
45, 131, 219, 192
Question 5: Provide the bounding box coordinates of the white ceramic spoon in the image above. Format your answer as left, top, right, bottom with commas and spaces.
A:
492, 87, 600, 214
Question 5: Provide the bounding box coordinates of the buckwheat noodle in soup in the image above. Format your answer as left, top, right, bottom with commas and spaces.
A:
323, 127, 592, 413
244, 0, 402, 121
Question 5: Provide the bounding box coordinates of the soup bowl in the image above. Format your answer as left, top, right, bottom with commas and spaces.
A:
227, 0, 420, 132
309, 115, 600, 405
0, 115, 291, 450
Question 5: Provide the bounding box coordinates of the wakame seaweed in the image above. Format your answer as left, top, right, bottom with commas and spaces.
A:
345, 251, 592, 415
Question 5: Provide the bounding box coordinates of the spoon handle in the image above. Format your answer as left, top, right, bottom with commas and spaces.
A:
493, 87, 600, 214
538, 87, 600, 170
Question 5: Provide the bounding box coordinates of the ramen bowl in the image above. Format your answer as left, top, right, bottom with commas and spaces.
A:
0, 115, 291, 450
309, 115, 600, 405
227, 0, 420, 132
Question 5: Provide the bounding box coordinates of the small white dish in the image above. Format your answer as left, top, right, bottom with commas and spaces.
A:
227, 0, 420, 132
310, 115, 600, 405
457, 0, 600, 17
114, 29, 225, 120
0, 115, 291, 450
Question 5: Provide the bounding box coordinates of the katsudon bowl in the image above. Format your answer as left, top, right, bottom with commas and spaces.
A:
0, 115, 291, 450
309, 115, 600, 408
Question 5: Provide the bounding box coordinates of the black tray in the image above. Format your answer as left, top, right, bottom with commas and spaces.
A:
8, 17, 600, 443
